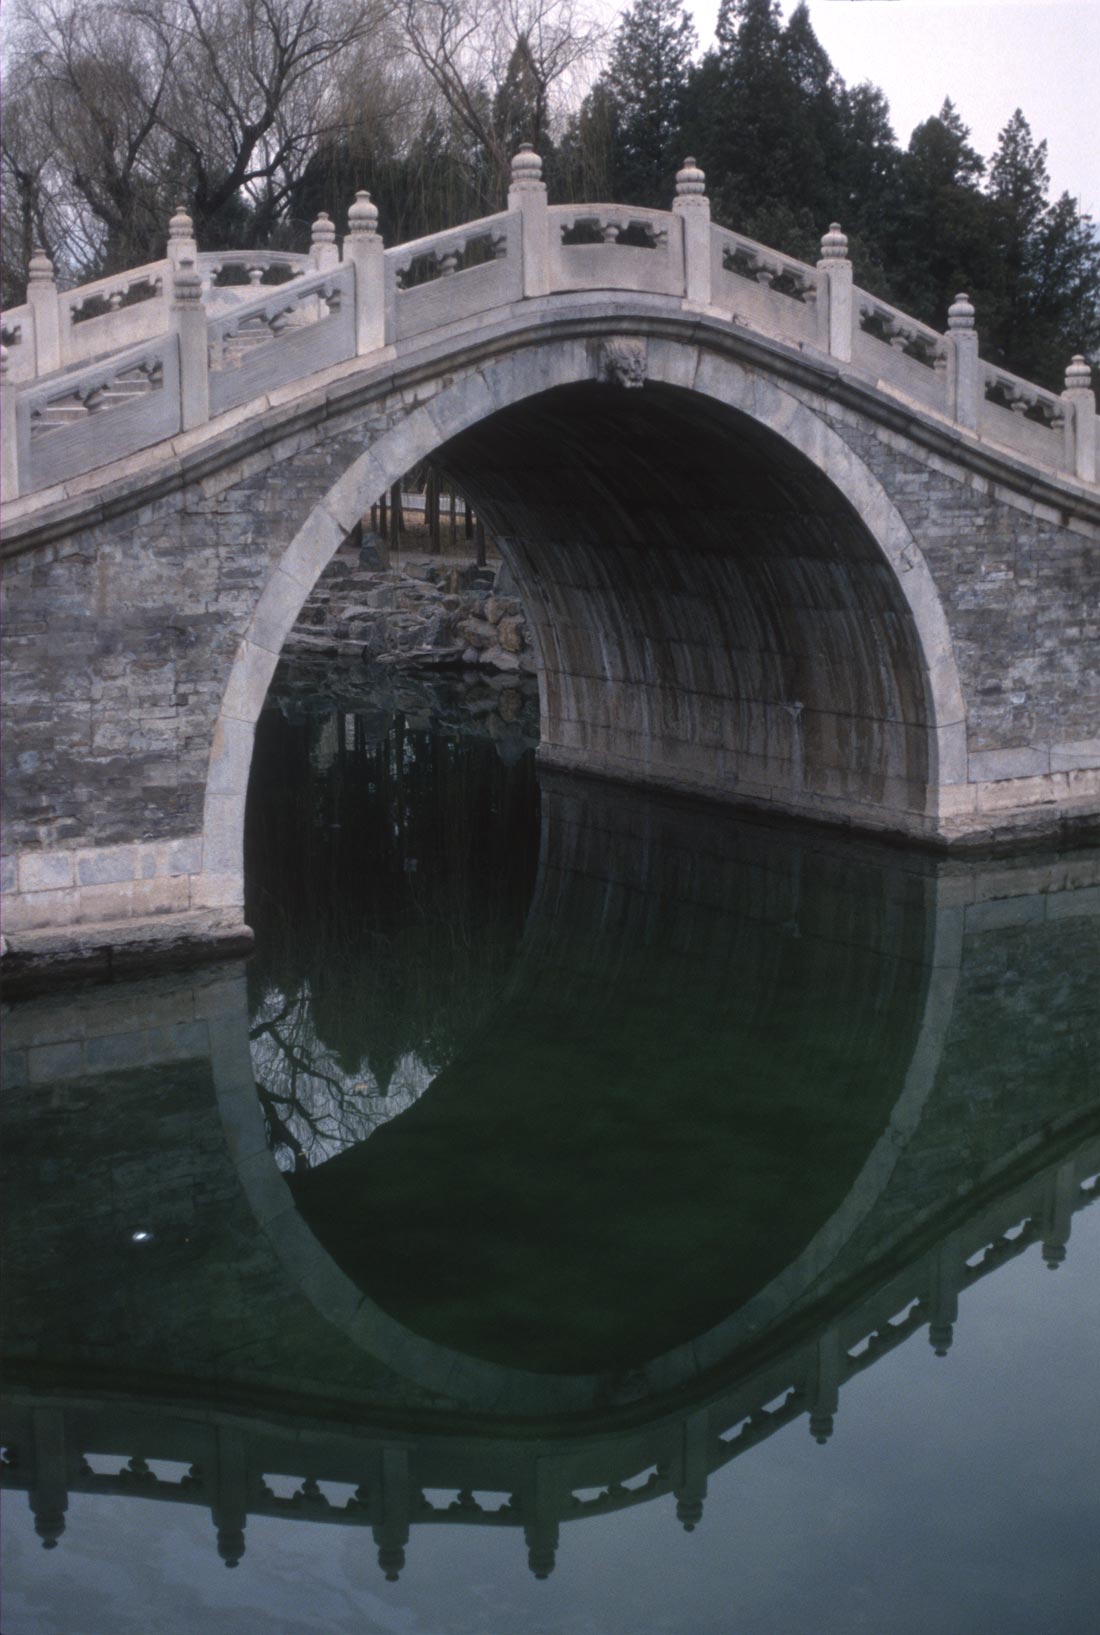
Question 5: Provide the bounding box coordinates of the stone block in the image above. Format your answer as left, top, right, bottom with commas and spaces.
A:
76, 881, 135, 923
76, 844, 137, 887
1051, 738, 1100, 772
131, 875, 191, 917
202, 793, 246, 875
190, 871, 245, 911
3, 889, 74, 932
968, 746, 1051, 783
19, 850, 75, 893
1, 1050, 28, 1090
219, 640, 279, 727
85, 1029, 157, 1073
162, 836, 203, 877
1, 855, 16, 894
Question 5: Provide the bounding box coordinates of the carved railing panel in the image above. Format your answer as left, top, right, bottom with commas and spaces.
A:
549, 205, 684, 297
17, 336, 180, 493
62, 261, 173, 368
979, 363, 1066, 466
1, 307, 36, 382
384, 212, 522, 343
206, 265, 355, 417
852, 293, 948, 411
709, 226, 818, 346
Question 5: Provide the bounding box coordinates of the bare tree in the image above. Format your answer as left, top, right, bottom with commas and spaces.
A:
1, 0, 393, 294
399, 0, 606, 207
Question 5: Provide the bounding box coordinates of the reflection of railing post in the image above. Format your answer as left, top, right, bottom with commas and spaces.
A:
209, 1426, 248, 1567
816, 223, 852, 363
673, 158, 711, 308
29, 1407, 69, 1550
1041, 1159, 1078, 1268
1, 346, 19, 500
807, 1328, 842, 1445
1062, 355, 1097, 484
26, 246, 61, 375
927, 1233, 962, 1357
372, 1445, 411, 1581
508, 146, 549, 299
945, 293, 980, 432
672, 1408, 709, 1529
174, 258, 210, 430
346, 191, 386, 355
520, 1459, 560, 1578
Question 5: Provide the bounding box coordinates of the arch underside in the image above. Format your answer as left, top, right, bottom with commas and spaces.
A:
432, 380, 944, 836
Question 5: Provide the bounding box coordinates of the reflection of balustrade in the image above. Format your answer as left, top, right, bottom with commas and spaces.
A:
4, 1137, 1095, 1583
2, 151, 1097, 502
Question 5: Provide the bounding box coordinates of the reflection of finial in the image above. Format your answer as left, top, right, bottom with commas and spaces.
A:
929, 1321, 953, 1358
809, 1412, 834, 1445
34, 1509, 66, 1549
676, 1495, 705, 1531
524, 1521, 558, 1578
1042, 1241, 1067, 1269
217, 1525, 245, 1567
377, 1542, 405, 1581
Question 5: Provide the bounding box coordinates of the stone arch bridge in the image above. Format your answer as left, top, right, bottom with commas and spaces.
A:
2, 150, 1098, 965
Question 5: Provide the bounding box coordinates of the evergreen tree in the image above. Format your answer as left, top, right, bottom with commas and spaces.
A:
606, 0, 696, 207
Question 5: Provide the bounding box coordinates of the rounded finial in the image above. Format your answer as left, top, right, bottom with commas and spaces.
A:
28, 246, 54, 283
675, 157, 706, 196
173, 256, 203, 304
948, 292, 975, 330
1065, 354, 1092, 392
1043, 1242, 1067, 1268
348, 190, 379, 236
311, 211, 336, 245
511, 143, 543, 184
216, 1526, 244, 1567
168, 203, 193, 240
819, 222, 848, 261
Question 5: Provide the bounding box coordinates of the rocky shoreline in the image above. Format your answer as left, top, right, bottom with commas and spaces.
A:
284, 535, 536, 674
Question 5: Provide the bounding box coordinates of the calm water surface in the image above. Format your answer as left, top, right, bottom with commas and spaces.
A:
3, 677, 1098, 1634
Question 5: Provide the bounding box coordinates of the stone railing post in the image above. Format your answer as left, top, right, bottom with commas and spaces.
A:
945, 292, 980, 432
173, 257, 209, 430
346, 191, 385, 355
508, 145, 549, 299
26, 246, 61, 375
1, 346, 19, 500
816, 223, 853, 362
167, 204, 199, 326
673, 157, 711, 308
309, 211, 340, 272
1062, 355, 1096, 484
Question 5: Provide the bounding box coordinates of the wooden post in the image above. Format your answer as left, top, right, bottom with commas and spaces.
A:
390, 481, 403, 554
475, 518, 487, 568
428, 470, 441, 553
464, 499, 473, 540
449, 486, 456, 551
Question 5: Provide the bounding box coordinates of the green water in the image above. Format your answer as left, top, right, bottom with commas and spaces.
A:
2, 694, 1098, 1633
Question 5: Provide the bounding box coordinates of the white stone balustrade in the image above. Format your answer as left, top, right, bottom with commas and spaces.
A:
1, 162, 1097, 504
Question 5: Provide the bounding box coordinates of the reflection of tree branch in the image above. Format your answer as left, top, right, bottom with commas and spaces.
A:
255, 1078, 310, 1173
256, 1020, 348, 1098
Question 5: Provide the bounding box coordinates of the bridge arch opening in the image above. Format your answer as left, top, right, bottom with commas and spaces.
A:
208, 336, 966, 907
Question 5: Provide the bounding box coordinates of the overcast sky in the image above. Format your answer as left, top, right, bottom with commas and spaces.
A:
682, 0, 1100, 218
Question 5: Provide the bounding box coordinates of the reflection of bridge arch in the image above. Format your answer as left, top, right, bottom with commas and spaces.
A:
214, 779, 968, 1411
204, 335, 970, 923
